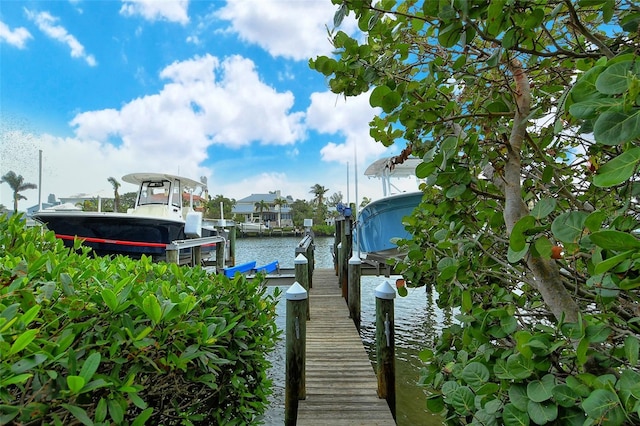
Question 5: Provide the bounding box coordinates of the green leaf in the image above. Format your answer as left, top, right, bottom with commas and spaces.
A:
0, 373, 33, 386
552, 384, 580, 408
461, 290, 472, 313
426, 395, 445, 414
486, 100, 510, 113
595, 61, 640, 95
381, 90, 401, 113
334, 3, 347, 27
101, 288, 118, 311
593, 147, 640, 187
502, 403, 529, 426
527, 400, 558, 424
593, 110, 640, 146
79, 352, 101, 383
534, 237, 553, 258
438, 21, 463, 48
551, 212, 587, 244
624, 335, 639, 365
494, 359, 514, 379
95, 398, 108, 423
506, 354, 535, 379
108, 399, 125, 424
566, 376, 591, 397
451, 386, 475, 415
569, 66, 605, 104
415, 161, 436, 179
569, 97, 621, 119
10, 353, 47, 374
9, 328, 38, 355
62, 404, 94, 426
527, 374, 555, 403
530, 198, 556, 219
577, 337, 589, 365
142, 294, 162, 324
445, 184, 466, 198
581, 389, 625, 425
589, 230, 640, 250
131, 408, 154, 426
370, 85, 392, 108
67, 375, 85, 394
460, 362, 490, 388
510, 215, 536, 252
593, 250, 633, 275
370, 85, 401, 113
507, 244, 529, 263
584, 210, 607, 232
585, 324, 611, 343
20, 305, 41, 327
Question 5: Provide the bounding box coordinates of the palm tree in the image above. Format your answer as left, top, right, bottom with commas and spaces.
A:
1, 171, 37, 213
309, 184, 329, 206
107, 177, 121, 212
254, 200, 270, 222
273, 197, 286, 227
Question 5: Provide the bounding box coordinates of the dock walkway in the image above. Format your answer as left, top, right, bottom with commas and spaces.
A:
296, 269, 395, 426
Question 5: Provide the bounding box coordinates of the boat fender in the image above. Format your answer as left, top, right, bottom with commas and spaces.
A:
185, 211, 203, 238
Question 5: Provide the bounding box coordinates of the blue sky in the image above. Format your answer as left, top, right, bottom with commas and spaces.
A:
0, 0, 421, 211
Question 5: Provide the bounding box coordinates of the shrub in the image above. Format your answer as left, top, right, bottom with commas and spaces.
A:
310, 224, 335, 237
0, 214, 280, 425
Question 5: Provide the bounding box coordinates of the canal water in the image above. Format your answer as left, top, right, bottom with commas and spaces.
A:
233, 236, 446, 425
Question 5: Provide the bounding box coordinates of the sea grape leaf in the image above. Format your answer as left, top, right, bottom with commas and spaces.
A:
593, 147, 640, 187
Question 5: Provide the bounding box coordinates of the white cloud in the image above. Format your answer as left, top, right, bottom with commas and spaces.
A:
0, 21, 32, 49
306, 91, 387, 165
24, 9, 97, 66
120, 0, 190, 25
217, 0, 357, 60
71, 54, 305, 151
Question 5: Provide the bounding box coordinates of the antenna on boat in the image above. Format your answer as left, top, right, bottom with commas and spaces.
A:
353, 143, 360, 258
38, 149, 43, 211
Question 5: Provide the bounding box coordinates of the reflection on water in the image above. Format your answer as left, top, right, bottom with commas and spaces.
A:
235, 236, 445, 425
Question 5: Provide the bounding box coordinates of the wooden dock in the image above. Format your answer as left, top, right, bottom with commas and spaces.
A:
296, 269, 396, 425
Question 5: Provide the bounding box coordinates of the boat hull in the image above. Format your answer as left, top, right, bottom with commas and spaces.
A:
32, 212, 188, 260
357, 191, 422, 254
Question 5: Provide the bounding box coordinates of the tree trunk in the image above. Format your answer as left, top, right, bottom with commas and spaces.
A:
503, 60, 580, 324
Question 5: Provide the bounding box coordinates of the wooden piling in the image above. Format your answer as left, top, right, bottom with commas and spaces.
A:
334, 219, 342, 275
216, 240, 225, 274
228, 225, 236, 266
375, 280, 396, 420
295, 253, 310, 320
166, 247, 178, 264
340, 216, 352, 299
285, 282, 308, 426
192, 246, 202, 266
348, 254, 361, 332
337, 242, 343, 288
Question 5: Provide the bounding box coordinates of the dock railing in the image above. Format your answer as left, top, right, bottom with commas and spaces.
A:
165, 235, 226, 269
165, 221, 236, 271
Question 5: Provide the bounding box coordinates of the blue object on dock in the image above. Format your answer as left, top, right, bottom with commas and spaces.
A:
223, 261, 257, 278
254, 260, 279, 274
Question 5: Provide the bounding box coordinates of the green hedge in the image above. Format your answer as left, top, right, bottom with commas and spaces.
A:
0, 214, 280, 425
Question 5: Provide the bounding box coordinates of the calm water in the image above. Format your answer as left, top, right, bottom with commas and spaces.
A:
234, 236, 446, 425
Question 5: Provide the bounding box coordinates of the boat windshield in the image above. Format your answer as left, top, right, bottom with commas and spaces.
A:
139, 180, 175, 206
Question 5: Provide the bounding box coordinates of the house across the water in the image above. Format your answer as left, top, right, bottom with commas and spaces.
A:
232, 191, 294, 227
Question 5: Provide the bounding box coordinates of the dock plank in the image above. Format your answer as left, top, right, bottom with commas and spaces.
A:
296, 269, 395, 425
